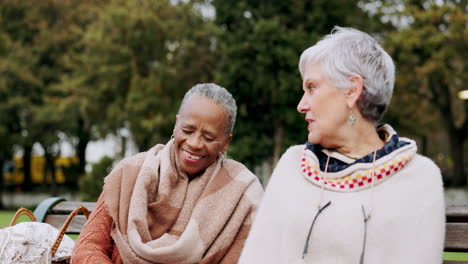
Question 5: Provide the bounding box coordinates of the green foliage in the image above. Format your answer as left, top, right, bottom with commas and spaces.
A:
0, 0, 464, 188
0, 0, 103, 184
370, 0, 467, 185
213, 0, 376, 168
60, 0, 220, 151
0, 0, 220, 185
79, 156, 114, 202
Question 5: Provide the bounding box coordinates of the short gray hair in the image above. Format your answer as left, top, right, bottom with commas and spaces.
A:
299, 26, 395, 123
178, 83, 237, 135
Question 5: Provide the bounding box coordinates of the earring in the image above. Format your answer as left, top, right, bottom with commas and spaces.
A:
348, 111, 356, 126
220, 152, 226, 166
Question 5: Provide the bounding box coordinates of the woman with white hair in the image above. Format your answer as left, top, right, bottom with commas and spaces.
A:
239, 27, 445, 264
72, 83, 263, 264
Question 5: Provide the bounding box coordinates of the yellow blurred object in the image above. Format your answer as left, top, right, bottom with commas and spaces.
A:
3, 156, 79, 185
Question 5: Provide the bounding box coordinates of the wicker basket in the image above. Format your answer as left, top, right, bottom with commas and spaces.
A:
10, 206, 90, 264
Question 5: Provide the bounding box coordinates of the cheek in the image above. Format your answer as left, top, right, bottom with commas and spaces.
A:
206, 143, 223, 157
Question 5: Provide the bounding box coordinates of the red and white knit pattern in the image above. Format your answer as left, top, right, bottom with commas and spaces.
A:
300, 148, 414, 192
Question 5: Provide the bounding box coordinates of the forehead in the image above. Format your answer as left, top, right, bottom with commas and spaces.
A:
302, 63, 325, 82
179, 96, 227, 128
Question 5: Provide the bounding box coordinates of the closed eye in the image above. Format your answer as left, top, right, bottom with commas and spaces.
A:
204, 137, 215, 142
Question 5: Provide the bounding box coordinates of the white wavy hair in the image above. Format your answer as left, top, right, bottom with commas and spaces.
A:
299, 26, 395, 123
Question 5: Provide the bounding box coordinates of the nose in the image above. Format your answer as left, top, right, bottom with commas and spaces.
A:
297, 93, 308, 113
186, 133, 203, 150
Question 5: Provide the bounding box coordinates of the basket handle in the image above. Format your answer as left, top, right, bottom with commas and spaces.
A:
9, 207, 37, 226
51, 205, 91, 257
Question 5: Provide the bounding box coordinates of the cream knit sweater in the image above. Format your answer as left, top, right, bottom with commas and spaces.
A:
240, 143, 445, 264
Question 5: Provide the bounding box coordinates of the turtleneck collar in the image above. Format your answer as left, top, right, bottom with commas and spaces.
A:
300, 124, 417, 192
305, 124, 411, 173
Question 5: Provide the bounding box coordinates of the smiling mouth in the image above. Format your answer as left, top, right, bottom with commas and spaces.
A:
183, 150, 203, 161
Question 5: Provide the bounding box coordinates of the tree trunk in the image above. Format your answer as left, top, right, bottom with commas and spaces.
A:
449, 133, 466, 186
44, 150, 58, 196
22, 144, 33, 191
0, 155, 4, 209
428, 80, 465, 186
121, 135, 127, 159
420, 135, 428, 156
77, 118, 90, 175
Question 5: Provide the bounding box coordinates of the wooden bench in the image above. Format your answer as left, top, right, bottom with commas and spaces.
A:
445, 204, 468, 263
33, 197, 96, 234
33, 198, 468, 262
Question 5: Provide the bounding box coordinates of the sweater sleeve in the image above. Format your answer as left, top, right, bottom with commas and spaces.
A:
71, 194, 114, 264
404, 157, 446, 264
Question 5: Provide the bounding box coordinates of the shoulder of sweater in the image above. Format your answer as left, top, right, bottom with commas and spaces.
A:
225, 158, 262, 185
117, 151, 147, 168
408, 153, 441, 176
275, 144, 304, 169
218, 159, 264, 204
265, 145, 304, 186
398, 153, 444, 191
281, 144, 304, 160
116, 143, 166, 168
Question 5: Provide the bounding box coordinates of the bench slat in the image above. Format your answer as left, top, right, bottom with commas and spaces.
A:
446, 205, 468, 218
51, 201, 97, 213
445, 223, 468, 252
44, 215, 88, 234
33, 197, 66, 222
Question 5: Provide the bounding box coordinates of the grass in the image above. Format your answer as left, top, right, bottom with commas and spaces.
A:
444, 252, 468, 261
0, 210, 22, 227
1, 210, 468, 260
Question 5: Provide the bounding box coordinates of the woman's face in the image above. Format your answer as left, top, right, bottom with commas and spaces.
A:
174, 96, 232, 178
297, 64, 349, 147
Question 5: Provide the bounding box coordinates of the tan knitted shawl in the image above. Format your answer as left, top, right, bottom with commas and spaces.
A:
102, 139, 263, 264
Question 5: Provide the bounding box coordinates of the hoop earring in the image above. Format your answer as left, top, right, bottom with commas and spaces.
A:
220, 152, 226, 166
348, 111, 356, 126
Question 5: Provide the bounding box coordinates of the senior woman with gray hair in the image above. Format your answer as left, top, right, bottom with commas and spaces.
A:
71, 83, 263, 264
239, 27, 444, 264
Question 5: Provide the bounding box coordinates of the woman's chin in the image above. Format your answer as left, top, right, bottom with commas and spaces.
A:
307, 134, 320, 145
180, 162, 207, 178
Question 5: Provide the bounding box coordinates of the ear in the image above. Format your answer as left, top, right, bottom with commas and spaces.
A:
346, 74, 364, 108
221, 134, 233, 153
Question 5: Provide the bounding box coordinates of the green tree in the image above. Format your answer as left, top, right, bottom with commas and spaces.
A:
0, 0, 104, 189
212, 0, 378, 178
64, 0, 220, 152
0, 1, 43, 190
368, 0, 467, 185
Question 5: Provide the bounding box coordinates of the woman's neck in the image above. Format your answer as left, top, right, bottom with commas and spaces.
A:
333, 123, 385, 158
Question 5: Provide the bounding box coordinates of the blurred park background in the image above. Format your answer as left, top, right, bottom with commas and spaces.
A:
0, 0, 466, 209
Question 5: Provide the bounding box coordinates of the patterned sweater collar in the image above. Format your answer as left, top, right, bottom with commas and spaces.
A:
301, 124, 417, 192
